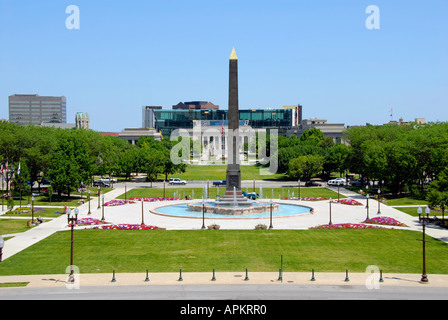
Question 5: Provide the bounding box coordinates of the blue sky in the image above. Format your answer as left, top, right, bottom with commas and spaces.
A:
1, 0, 447, 132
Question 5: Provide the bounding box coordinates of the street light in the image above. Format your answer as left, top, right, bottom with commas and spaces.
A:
365, 194, 370, 220
30, 196, 35, 224
377, 188, 381, 215
141, 198, 145, 225
269, 199, 273, 229
298, 180, 301, 200
67, 207, 79, 283
97, 186, 101, 209
201, 199, 206, 229
0, 235, 4, 262
124, 183, 127, 202
101, 194, 105, 222
87, 190, 91, 215
329, 197, 332, 225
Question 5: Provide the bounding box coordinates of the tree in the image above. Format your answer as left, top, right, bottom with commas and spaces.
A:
427, 169, 448, 219
287, 154, 324, 181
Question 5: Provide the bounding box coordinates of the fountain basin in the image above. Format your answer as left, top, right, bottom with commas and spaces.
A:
152, 202, 312, 219
187, 201, 280, 216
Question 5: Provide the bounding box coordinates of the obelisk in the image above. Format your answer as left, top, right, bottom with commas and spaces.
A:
226, 47, 241, 191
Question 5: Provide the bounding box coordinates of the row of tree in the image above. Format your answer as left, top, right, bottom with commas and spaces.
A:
0, 122, 186, 197
278, 123, 448, 197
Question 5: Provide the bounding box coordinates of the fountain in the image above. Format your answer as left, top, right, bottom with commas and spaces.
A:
153, 48, 311, 220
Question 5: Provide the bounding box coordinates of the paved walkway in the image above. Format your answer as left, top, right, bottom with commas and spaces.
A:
1, 186, 448, 287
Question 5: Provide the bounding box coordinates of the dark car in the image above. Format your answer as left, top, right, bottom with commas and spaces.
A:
93, 180, 110, 188
305, 181, 322, 187
213, 180, 226, 186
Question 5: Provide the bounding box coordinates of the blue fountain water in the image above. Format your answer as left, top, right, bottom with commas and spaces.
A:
154, 202, 311, 219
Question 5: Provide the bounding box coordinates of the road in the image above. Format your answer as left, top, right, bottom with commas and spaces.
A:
1, 284, 447, 300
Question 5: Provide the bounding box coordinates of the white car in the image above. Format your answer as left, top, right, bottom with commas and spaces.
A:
169, 178, 187, 185
100, 177, 117, 183
328, 178, 345, 186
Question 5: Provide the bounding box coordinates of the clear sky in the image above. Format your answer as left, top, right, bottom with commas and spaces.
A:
1, 0, 447, 132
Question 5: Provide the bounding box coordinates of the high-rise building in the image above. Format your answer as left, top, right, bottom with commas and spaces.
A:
9, 94, 67, 125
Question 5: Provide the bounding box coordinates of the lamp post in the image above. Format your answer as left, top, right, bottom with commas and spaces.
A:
0, 235, 4, 262
88, 190, 91, 215
365, 194, 370, 220
269, 199, 273, 229
124, 183, 127, 202
201, 199, 206, 229
377, 188, 381, 215
101, 194, 105, 222
67, 207, 79, 283
329, 197, 332, 225
163, 181, 166, 198
298, 179, 301, 200
421, 219, 428, 283
337, 183, 340, 203
97, 186, 101, 209
141, 198, 145, 225
31, 196, 35, 224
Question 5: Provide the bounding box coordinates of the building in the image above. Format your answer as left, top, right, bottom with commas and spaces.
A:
9, 94, 67, 125
172, 101, 219, 110
299, 118, 346, 144
150, 108, 296, 138
75, 112, 90, 129
282, 105, 303, 127
118, 127, 162, 144
142, 106, 163, 128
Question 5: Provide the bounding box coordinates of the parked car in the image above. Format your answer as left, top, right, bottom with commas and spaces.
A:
349, 179, 363, 187
99, 177, 117, 183
327, 178, 346, 186
169, 178, 186, 185
305, 181, 322, 187
213, 180, 226, 186
93, 180, 110, 187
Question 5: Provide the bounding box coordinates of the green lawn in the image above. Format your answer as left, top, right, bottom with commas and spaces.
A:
176, 165, 286, 181
0, 219, 35, 235
1, 229, 447, 276
117, 187, 346, 200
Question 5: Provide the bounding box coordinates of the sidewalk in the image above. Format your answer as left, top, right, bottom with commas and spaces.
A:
2, 272, 448, 288
0, 187, 126, 260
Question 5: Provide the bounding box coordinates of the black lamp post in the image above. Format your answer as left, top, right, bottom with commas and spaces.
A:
141, 198, 145, 225
377, 188, 381, 215
298, 179, 301, 200
366, 194, 370, 220
329, 197, 332, 225
421, 219, 428, 283
269, 199, 273, 229
0, 235, 4, 262
67, 207, 79, 283
87, 190, 91, 215
31, 196, 35, 224
101, 194, 105, 222
201, 199, 206, 229
97, 186, 101, 209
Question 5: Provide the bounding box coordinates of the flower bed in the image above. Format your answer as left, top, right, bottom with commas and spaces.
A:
300, 197, 328, 201
73, 218, 106, 226
94, 224, 159, 230
333, 198, 363, 206
130, 197, 180, 202
364, 216, 407, 227
310, 223, 382, 230
104, 199, 136, 206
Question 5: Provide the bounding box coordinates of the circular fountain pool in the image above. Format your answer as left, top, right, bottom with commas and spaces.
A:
151, 202, 312, 219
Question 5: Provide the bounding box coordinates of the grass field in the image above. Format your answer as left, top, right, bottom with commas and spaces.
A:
176, 165, 286, 181
116, 187, 346, 200
1, 229, 447, 276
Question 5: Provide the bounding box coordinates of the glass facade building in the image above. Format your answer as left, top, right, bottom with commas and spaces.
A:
153, 108, 295, 137
9, 94, 67, 126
